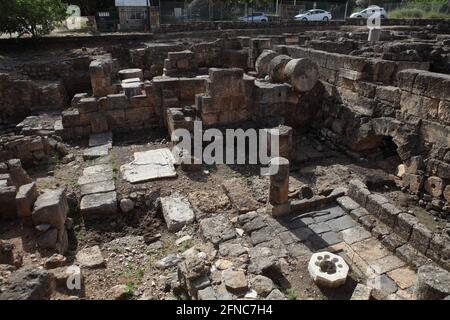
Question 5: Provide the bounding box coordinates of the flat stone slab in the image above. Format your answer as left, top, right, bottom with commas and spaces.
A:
367, 274, 398, 296
89, 132, 113, 147
369, 254, 406, 275
121, 148, 177, 184
326, 215, 358, 232
80, 191, 117, 215
341, 226, 372, 245
387, 267, 417, 290
78, 170, 114, 185
200, 214, 236, 245
83, 144, 111, 160
76, 245, 105, 268
83, 164, 113, 176
80, 180, 116, 196
351, 238, 391, 263
161, 193, 195, 232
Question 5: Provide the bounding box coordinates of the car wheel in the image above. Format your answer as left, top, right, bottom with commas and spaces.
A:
302, 17, 307, 21
262, 19, 268, 22
357, 15, 362, 18
323, 16, 329, 21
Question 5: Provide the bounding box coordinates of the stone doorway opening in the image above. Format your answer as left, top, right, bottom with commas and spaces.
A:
356, 135, 402, 175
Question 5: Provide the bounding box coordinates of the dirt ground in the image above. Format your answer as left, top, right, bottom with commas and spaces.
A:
1, 129, 446, 300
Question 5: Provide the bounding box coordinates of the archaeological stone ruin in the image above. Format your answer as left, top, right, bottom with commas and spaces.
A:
1, 17, 450, 301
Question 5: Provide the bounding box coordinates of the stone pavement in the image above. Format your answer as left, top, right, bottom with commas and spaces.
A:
170, 179, 420, 300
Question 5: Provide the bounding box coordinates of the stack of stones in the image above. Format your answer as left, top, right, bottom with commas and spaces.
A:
32, 189, 69, 254
0, 159, 33, 220
59, 67, 159, 140
196, 68, 255, 126
163, 50, 198, 77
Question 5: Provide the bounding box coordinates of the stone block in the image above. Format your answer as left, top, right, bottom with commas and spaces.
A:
160, 193, 195, 232
402, 173, 424, 194
394, 213, 418, 241
0, 186, 18, 220
409, 223, 432, 255
379, 202, 401, 228
105, 94, 128, 111
80, 192, 117, 215
78, 98, 98, 114
347, 179, 370, 207
16, 182, 38, 218
365, 194, 389, 217
32, 189, 68, 230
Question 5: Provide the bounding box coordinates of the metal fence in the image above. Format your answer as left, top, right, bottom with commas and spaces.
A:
158, 0, 450, 24
159, 0, 352, 23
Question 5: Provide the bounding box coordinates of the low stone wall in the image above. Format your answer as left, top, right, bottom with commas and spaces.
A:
0, 135, 53, 166
346, 179, 449, 271
0, 74, 67, 122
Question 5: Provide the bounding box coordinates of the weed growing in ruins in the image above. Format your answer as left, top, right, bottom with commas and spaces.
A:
121, 266, 145, 296
287, 289, 298, 300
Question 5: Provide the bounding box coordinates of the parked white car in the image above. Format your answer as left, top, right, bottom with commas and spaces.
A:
295, 9, 332, 21
350, 6, 387, 19
239, 12, 269, 23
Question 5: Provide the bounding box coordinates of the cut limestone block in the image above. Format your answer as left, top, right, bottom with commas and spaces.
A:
161, 193, 195, 232
32, 189, 68, 230
16, 182, 39, 218
0, 186, 18, 220
80, 180, 116, 196
308, 252, 349, 288
121, 148, 177, 184
350, 283, 372, 300
118, 68, 143, 81
83, 144, 111, 160
80, 192, 117, 215
415, 264, 450, 300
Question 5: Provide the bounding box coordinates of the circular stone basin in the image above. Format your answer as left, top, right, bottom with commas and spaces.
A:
308, 252, 349, 288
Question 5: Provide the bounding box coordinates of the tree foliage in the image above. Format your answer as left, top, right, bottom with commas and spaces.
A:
0, 0, 68, 38
69, 0, 115, 16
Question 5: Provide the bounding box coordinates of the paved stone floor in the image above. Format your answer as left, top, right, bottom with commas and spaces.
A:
238, 203, 417, 299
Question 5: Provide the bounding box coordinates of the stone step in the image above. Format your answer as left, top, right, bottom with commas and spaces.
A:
83, 144, 111, 160
80, 191, 117, 215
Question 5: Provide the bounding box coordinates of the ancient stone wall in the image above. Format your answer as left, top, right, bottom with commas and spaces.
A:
196, 68, 255, 126
0, 74, 67, 122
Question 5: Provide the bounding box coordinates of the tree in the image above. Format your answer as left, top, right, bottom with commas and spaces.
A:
0, 0, 68, 38
0, 1, 20, 36
69, 0, 115, 16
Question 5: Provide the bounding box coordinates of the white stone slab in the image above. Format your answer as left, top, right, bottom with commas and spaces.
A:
120, 148, 177, 184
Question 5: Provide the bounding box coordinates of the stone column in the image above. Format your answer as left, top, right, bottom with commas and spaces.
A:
267, 157, 290, 217
268, 125, 293, 161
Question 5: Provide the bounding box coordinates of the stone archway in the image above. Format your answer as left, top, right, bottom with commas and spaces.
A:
349, 117, 419, 173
